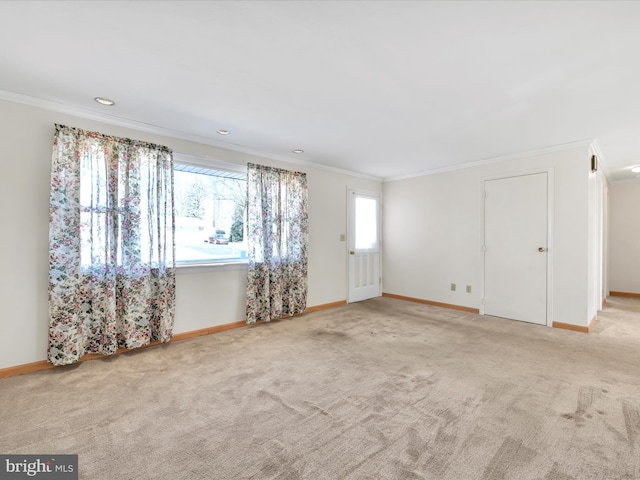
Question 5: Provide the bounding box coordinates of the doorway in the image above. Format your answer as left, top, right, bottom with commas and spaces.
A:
348, 190, 381, 303
482, 172, 551, 325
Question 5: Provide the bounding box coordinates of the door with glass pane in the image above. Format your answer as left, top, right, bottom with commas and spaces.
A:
348, 190, 381, 303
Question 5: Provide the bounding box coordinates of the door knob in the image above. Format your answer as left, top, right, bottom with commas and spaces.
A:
349, 251, 355, 255
538, 247, 546, 252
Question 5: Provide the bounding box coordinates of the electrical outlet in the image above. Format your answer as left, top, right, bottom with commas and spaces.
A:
450, 283, 456, 291
466, 285, 472, 293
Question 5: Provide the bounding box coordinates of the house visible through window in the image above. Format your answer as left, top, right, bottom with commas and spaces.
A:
174, 161, 247, 264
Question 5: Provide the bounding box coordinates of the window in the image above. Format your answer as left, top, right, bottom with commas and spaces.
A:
354, 195, 378, 251
73, 132, 174, 272
174, 159, 247, 265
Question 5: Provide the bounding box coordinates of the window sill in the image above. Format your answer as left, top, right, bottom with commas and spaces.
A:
176, 260, 248, 274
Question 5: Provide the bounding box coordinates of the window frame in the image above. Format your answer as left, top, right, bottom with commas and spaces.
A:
173, 153, 248, 269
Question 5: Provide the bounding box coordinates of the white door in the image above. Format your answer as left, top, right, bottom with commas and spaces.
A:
483, 172, 548, 325
348, 190, 381, 303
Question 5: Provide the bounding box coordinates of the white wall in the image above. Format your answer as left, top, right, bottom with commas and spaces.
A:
0, 99, 381, 369
382, 146, 594, 327
586, 151, 608, 323
603, 181, 610, 300
609, 180, 640, 294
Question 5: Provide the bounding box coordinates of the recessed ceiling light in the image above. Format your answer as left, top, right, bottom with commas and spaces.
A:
217, 129, 230, 135
94, 97, 115, 106
293, 149, 304, 154
631, 166, 640, 173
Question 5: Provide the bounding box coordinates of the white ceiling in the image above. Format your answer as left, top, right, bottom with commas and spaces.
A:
2, 1, 640, 182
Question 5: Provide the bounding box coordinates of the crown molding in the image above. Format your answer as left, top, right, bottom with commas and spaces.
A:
0, 89, 382, 183
383, 139, 595, 183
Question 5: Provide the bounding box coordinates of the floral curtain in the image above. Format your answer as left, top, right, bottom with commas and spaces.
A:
48, 124, 175, 366
246, 163, 309, 323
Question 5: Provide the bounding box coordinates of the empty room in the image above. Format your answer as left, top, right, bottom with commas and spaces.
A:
1, 1, 639, 479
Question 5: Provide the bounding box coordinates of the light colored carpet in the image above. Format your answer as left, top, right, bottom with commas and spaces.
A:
1, 296, 640, 480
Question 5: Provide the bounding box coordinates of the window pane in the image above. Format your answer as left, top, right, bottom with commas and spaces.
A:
174, 167, 247, 263
79, 148, 109, 268
355, 196, 378, 250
